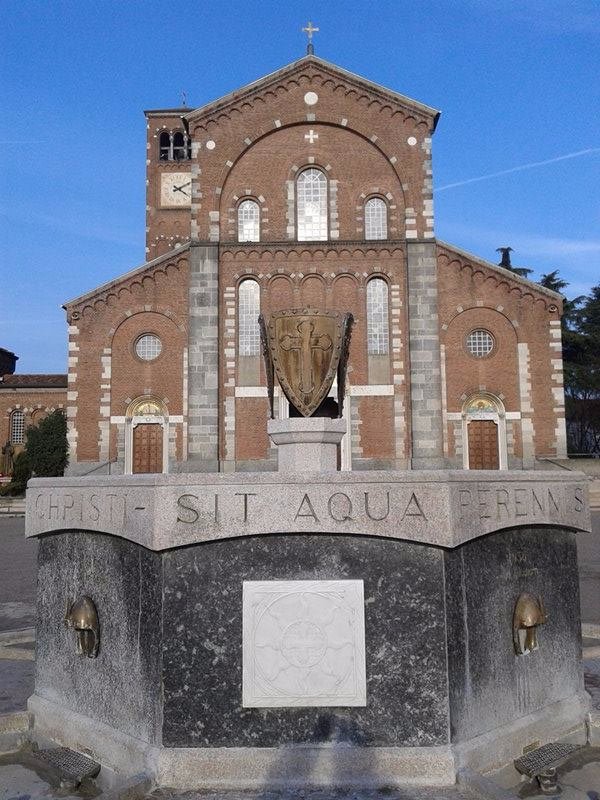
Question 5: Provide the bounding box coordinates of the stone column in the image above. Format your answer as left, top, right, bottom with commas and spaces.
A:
267, 418, 346, 472
406, 241, 445, 469
187, 244, 219, 471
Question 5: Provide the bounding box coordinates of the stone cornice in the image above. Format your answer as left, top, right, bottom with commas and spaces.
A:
26, 470, 590, 550
216, 239, 406, 261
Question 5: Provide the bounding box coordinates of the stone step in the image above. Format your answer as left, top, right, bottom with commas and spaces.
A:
0, 498, 25, 515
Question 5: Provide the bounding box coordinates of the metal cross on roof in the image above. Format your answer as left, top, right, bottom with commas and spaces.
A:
302, 21, 319, 55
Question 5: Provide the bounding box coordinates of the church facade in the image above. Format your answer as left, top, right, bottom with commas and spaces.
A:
63, 54, 567, 475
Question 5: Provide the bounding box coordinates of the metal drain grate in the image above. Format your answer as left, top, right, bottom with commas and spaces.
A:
36, 747, 101, 784
514, 742, 581, 777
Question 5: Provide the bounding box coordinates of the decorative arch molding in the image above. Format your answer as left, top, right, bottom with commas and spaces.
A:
214, 120, 409, 213
66, 254, 189, 322
5, 404, 63, 417
231, 264, 393, 291
441, 303, 520, 341
437, 246, 561, 312
188, 63, 436, 136
219, 243, 405, 264
107, 305, 187, 348
461, 391, 508, 471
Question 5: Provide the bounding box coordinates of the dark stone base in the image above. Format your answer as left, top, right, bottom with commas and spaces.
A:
34, 526, 584, 754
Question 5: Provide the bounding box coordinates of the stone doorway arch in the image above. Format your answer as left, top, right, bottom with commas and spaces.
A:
125, 396, 168, 474
462, 393, 507, 470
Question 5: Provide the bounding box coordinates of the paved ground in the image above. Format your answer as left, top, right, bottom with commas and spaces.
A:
0, 513, 599, 798
146, 790, 479, 800
578, 516, 600, 625
0, 517, 37, 633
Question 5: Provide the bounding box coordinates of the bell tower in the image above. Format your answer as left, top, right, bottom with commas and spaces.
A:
144, 107, 193, 258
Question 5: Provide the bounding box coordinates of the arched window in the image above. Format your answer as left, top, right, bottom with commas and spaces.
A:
364, 197, 387, 240
172, 131, 186, 161
297, 168, 327, 241
366, 278, 389, 355
238, 200, 260, 242
159, 131, 171, 161
10, 410, 25, 444
238, 280, 260, 356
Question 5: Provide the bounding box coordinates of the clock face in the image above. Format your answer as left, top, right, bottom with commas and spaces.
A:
160, 172, 192, 208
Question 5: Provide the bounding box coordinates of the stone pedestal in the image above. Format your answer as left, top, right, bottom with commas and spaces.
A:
267, 417, 346, 472
25, 470, 592, 789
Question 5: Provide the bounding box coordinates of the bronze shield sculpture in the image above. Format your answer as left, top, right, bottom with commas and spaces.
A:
260, 309, 353, 418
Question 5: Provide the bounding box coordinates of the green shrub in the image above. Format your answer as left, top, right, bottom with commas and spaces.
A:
0, 451, 31, 496
26, 409, 69, 477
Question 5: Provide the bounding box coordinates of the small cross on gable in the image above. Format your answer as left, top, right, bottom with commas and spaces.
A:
305, 129, 318, 145
302, 20, 319, 54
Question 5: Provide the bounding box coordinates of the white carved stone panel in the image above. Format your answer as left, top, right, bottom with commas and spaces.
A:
242, 579, 366, 708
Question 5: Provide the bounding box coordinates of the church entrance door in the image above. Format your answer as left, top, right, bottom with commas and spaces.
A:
133, 423, 163, 474
468, 419, 499, 470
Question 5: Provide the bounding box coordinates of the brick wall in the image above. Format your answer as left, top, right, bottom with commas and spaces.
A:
0, 389, 66, 467
438, 244, 565, 465
65, 250, 189, 471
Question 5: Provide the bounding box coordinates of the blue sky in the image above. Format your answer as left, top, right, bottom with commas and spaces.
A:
1, 0, 599, 373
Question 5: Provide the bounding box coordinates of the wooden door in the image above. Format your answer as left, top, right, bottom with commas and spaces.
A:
133, 423, 163, 474
468, 420, 499, 470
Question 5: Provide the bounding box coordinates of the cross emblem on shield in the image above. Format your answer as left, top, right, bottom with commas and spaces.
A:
260, 309, 353, 418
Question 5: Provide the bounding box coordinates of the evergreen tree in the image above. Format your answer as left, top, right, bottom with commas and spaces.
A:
539, 270, 584, 328
564, 284, 600, 454
539, 270, 584, 362
25, 409, 69, 477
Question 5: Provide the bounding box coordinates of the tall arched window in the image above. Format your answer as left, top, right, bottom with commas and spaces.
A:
159, 131, 171, 161
297, 168, 327, 241
172, 131, 186, 160
238, 200, 260, 242
238, 280, 260, 356
364, 197, 388, 240
10, 410, 25, 444
366, 278, 389, 355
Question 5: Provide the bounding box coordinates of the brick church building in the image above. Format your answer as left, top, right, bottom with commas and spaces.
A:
62, 53, 567, 476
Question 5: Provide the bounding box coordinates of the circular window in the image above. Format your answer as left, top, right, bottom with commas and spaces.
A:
466, 329, 494, 357
135, 334, 162, 361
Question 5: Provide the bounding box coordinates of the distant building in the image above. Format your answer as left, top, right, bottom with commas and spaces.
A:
60, 54, 566, 475
0, 364, 67, 465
